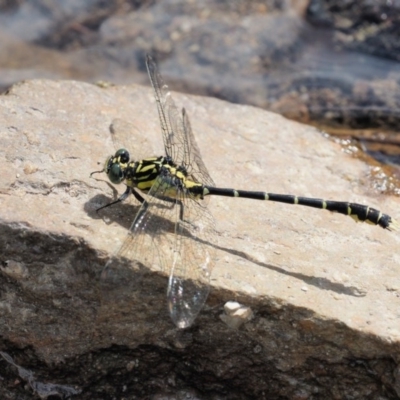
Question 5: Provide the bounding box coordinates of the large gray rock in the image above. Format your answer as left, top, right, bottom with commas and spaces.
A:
0, 79, 399, 398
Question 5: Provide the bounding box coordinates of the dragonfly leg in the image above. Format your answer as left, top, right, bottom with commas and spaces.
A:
155, 195, 185, 221
131, 188, 145, 204
96, 186, 148, 213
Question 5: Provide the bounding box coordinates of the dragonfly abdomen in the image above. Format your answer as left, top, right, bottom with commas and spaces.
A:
202, 186, 396, 230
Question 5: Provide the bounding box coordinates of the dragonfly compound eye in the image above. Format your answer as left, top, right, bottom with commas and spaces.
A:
108, 163, 125, 184
115, 148, 130, 164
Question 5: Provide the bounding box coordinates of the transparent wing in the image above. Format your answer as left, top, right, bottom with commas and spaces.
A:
167, 203, 215, 328
181, 108, 215, 187
146, 56, 215, 187
102, 171, 215, 328
146, 55, 183, 162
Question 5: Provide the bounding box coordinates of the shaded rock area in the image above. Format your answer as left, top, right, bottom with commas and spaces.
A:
0, 0, 400, 149
1, 79, 400, 398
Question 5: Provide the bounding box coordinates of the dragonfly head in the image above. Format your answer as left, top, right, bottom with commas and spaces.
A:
106, 148, 131, 184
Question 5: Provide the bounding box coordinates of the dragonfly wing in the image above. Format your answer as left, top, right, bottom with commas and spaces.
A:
146, 56, 215, 187
101, 171, 215, 328
181, 108, 215, 187
167, 195, 216, 329
101, 175, 176, 292
146, 55, 182, 162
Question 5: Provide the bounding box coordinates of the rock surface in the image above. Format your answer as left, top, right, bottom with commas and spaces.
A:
0, 79, 400, 398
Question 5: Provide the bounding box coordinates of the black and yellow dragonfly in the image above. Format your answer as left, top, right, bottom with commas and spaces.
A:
92, 55, 397, 328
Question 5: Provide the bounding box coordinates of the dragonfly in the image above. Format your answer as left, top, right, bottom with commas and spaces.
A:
92, 55, 397, 329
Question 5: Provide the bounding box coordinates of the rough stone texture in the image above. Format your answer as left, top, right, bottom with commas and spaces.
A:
0, 80, 400, 398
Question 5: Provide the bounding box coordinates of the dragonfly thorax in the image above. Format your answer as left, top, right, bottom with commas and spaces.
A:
150, 164, 204, 201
